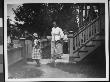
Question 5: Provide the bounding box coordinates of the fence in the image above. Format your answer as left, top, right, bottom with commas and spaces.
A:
7, 38, 51, 65
8, 46, 23, 66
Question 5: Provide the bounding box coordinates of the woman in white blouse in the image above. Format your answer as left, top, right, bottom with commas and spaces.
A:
51, 21, 64, 65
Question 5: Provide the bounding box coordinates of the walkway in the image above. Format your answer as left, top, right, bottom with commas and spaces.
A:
8, 57, 105, 78
8, 60, 87, 78
8, 44, 106, 79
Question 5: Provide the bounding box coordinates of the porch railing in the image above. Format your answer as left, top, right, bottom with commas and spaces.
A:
68, 13, 104, 56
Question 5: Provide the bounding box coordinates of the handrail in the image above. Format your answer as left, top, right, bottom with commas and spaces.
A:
68, 13, 104, 54
68, 17, 99, 39
72, 12, 104, 39
72, 17, 100, 39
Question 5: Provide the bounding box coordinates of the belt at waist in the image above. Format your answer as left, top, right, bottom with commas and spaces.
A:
53, 34, 60, 36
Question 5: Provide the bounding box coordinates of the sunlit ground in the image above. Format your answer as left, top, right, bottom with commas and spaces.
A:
8, 44, 106, 79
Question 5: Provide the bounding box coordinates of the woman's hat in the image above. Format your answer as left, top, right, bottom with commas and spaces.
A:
33, 33, 38, 37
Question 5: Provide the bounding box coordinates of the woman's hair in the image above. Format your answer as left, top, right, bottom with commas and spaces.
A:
53, 21, 56, 25
52, 19, 58, 24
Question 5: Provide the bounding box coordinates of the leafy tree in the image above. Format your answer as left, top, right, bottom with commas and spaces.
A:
13, 3, 79, 37
7, 17, 22, 38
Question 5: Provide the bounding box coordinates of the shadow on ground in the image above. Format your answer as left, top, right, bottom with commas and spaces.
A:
47, 44, 106, 78
8, 43, 106, 78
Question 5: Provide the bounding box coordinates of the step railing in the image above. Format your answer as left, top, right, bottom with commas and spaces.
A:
68, 14, 104, 56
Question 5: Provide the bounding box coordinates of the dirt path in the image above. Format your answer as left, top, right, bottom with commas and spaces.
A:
8, 60, 87, 78
39, 65, 87, 78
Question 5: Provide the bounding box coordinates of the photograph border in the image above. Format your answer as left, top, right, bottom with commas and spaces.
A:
4, 0, 109, 81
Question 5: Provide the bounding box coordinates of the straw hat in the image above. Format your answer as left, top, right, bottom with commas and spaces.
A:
33, 33, 38, 37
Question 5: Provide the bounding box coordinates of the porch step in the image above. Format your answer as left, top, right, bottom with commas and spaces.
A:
56, 54, 69, 63
72, 56, 80, 58
92, 39, 104, 41
72, 40, 101, 62
81, 44, 95, 47
79, 50, 88, 53
96, 33, 105, 36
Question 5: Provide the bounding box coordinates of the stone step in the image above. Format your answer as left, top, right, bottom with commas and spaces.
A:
61, 54, 69, 59
92, 39, 104, 41
79, 50, 88, 53
40, 59, 51, 64
55, 59, 69, 63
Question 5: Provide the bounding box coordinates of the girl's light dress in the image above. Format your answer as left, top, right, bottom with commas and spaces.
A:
32, 39, 42, 59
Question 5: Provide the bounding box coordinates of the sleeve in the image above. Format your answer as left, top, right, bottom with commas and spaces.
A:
51, 29, 52, 35
51, 28, 53, 36
59, 28, 64, 38
51, 28, 54, 35
34, 40, 36, 45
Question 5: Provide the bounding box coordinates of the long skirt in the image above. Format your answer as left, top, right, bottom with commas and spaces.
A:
51, 41, 63, 59
32, 47, 42, 59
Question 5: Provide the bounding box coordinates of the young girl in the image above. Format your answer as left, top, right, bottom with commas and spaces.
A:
32, 33, 42, 66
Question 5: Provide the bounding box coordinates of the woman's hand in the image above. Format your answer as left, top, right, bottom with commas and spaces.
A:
61, 38, 63, 41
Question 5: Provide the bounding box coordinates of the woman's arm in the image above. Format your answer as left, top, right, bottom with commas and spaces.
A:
59, 28, 64, 39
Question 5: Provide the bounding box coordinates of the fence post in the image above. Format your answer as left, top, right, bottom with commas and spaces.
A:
68, 33, 73, 56
19, 38, 26, 61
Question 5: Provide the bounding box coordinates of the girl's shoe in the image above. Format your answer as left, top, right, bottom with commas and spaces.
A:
37, 64, 40, 67
35, 63, 40, 67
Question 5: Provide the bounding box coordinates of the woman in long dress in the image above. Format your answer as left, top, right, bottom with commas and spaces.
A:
51, 21, 64, 65
32, 33, 42, 66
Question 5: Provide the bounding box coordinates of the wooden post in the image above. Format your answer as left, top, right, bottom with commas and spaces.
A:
25, 40, 32, 61
68, 33, 73, 56
85, 4, 87, 19
79, 5, 83, 28
19, 38, 26, 60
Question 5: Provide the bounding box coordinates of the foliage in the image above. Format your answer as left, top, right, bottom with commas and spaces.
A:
13, 3, 79, 37
7, 17, 21, 38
